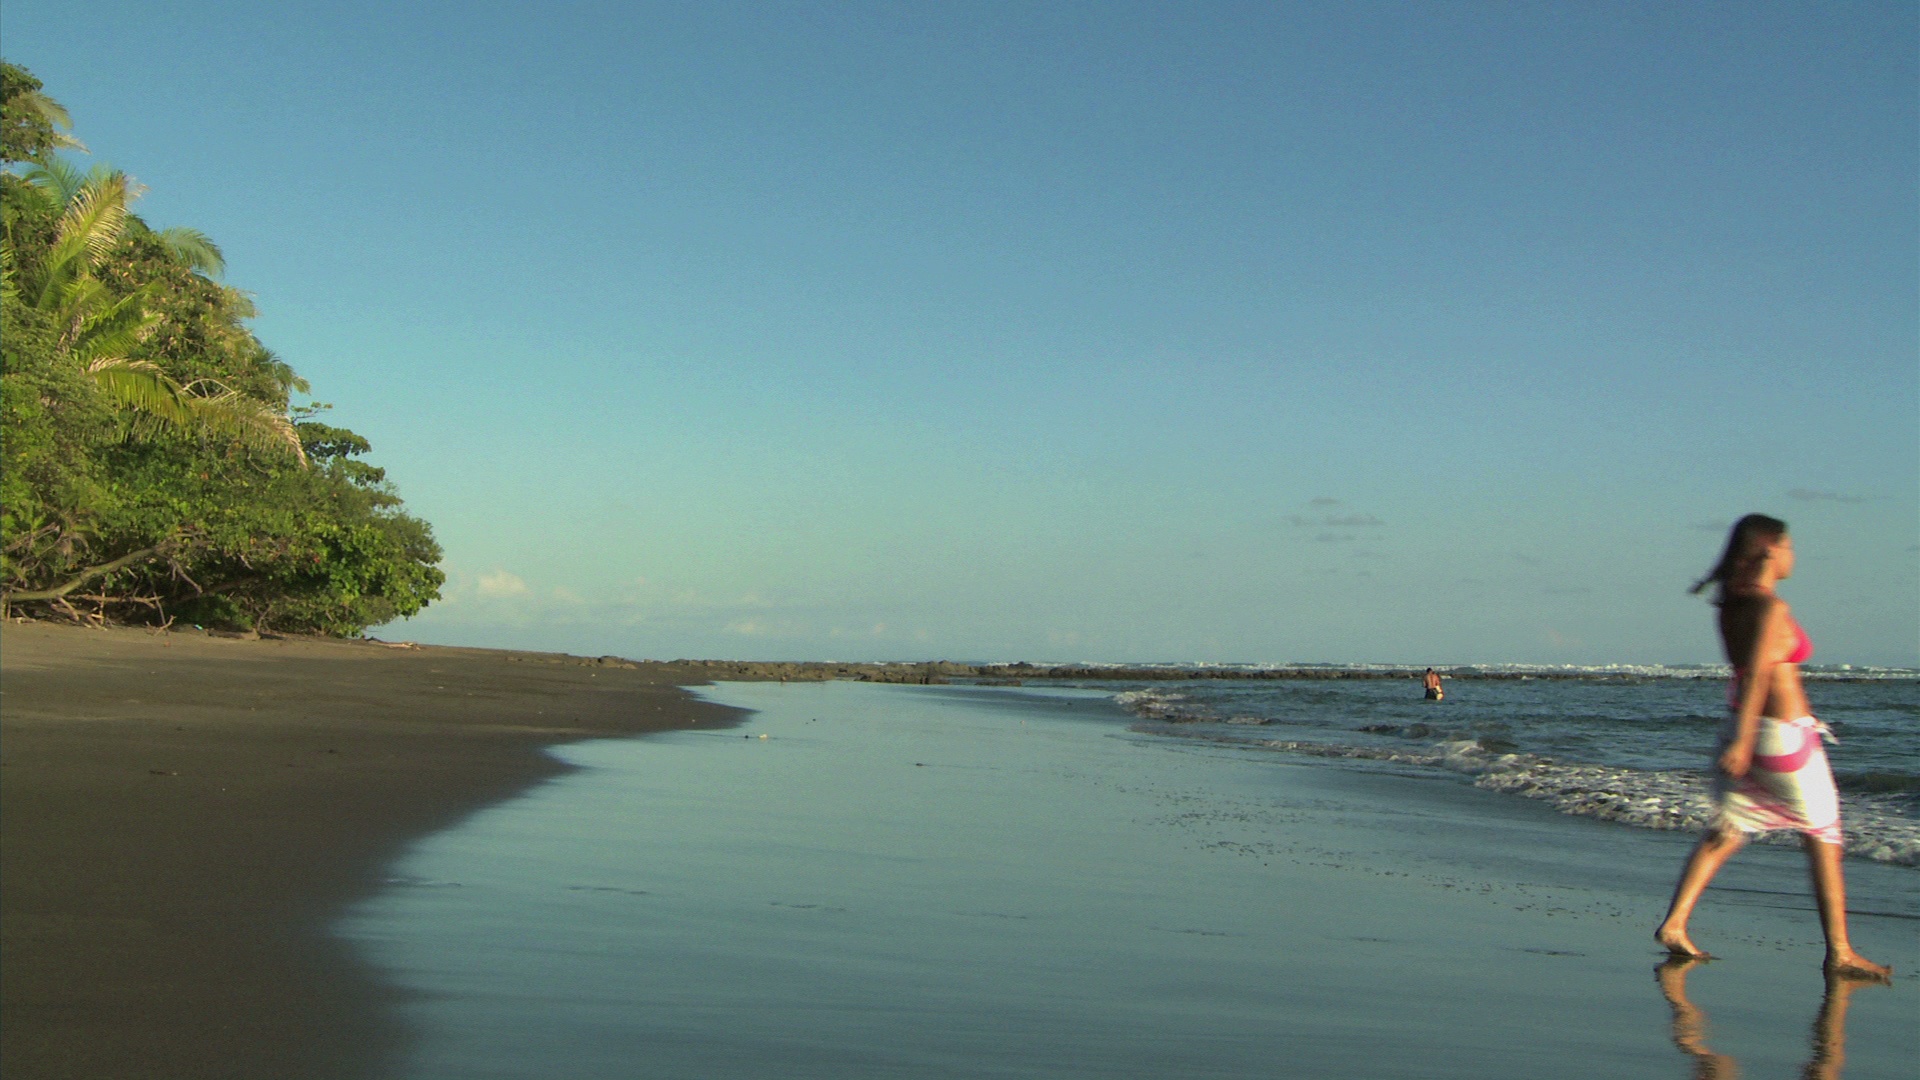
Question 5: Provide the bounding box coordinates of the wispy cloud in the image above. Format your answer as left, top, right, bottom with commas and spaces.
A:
1313, 532, 1355, 543
417, 565, 959, 655
823, 622, 925, 640
1309, 497, 1341, 507
1285, 506, 1385, 531
1787, 488, 1866, 504
430, 567, 807, 638
476, 569, 531, 597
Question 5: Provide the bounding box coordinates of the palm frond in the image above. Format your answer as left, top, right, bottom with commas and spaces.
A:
0, 235, 15, 304
182, 384, 308, 465
3, 174, 58, 225
71, 288, 159, 361
32, 170, 138, 315
15, 89, 87, 154
33, 232, 90, 310
23, 159, 86, 206
251, 347, 310, 396
50, 275, 113, 349
156, 226, 224, 277
219, 285, 257, 321
57, 170, 133, 267
86, 359, 191, 425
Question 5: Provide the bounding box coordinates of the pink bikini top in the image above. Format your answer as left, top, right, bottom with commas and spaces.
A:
1728, 615, 1812, 707
1784, 616, 1814, 665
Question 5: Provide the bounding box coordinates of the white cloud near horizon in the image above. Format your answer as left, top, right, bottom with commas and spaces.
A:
476, 569, 531, 598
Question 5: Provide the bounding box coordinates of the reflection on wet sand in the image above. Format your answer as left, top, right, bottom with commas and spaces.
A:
1656, 957, 1888, 1080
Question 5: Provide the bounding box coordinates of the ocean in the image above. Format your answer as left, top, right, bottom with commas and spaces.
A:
1078, 664, 1920, 866
342, 677, 1918, 1079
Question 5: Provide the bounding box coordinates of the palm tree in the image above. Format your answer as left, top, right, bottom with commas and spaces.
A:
3, 160, 304, 463
2, 61, 87, 164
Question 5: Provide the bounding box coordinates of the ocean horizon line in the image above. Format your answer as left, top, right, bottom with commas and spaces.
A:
643, 657, 1920, 680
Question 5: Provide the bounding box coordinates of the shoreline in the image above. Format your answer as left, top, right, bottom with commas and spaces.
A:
0, 622, 741, 1080
661, 659, 1912, 684
4, 624, 1910, 1077
349, 679, 1920, 1078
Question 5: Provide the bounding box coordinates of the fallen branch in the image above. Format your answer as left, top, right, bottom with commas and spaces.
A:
3, 546, 164, 602
188, 574, 263, 600
66, 591, 167, 611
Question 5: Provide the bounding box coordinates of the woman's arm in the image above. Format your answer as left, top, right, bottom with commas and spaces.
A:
1721, 600, 1791, 777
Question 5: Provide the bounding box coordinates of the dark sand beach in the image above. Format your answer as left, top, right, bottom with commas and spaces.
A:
0, 622, 736, 1080
5, 625, 1913, 1079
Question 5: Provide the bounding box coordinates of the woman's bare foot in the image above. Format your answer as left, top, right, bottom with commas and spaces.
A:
1823, 949, 1892, 982
1657, 925, 1712, 959
1655, 955, 1709, 998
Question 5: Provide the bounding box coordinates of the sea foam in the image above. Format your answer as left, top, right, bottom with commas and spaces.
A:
1117, 689, 1920, 867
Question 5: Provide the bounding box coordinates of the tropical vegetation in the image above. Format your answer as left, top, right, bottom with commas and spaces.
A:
2, 61, 443, 634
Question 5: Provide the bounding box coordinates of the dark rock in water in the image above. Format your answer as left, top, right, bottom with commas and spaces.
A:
1402, 723, 1436, 739
1358, 723, 1400, 734
858, 671, 949, 685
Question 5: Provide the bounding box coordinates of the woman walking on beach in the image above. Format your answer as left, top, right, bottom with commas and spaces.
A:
1655, 515, 1889, 979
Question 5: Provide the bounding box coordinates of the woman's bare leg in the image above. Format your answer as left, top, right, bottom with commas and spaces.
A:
1657, 829, 1744, 958
1654, 958, 1738, 1079
1801, 972, 1862, 1080
1804, 837, 1891, 980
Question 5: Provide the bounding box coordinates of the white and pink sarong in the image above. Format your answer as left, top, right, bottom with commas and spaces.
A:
1712, 715, 1843, 845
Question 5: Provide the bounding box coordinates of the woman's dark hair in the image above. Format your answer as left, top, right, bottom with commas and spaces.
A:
1691, 514, 1787, 605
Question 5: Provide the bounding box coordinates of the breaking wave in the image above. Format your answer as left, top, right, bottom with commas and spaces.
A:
1116, 689, 1920, 868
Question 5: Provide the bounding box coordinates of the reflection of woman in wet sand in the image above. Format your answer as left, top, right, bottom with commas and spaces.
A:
1422, 668, 1443, 701
1655, 516, 1889, 979
1655, 959, 1737, 1079
1657, 956, 1871, 1080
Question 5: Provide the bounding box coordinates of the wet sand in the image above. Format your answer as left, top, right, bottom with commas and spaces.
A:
0, 622, 737, 1080
5, 628, 1913, 1078
351, 681, 1918, 1079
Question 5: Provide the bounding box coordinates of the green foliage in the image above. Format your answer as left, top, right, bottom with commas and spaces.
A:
2, 62, 84, 165
1, 62, 442, 634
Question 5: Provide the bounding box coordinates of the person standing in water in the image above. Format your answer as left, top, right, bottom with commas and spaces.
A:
1655, 515, 1889, 979
1422, 668, 1443, 701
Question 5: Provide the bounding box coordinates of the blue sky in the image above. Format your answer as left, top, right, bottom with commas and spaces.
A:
7, 2, 1915, 664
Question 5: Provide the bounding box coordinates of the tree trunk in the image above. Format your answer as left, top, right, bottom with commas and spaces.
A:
4, 546, 164, 602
